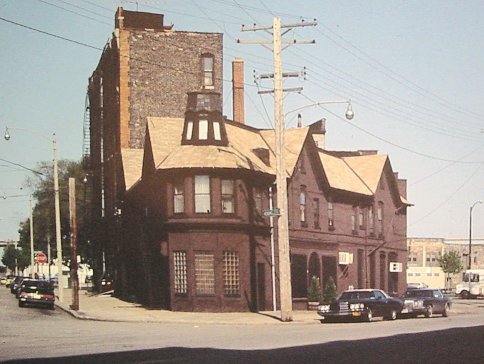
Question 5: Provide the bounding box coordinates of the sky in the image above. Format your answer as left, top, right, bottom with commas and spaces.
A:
0, 0, 483, 242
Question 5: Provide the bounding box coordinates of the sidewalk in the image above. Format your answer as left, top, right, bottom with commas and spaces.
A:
55, 289, 481, 325
55, 289, 322, 325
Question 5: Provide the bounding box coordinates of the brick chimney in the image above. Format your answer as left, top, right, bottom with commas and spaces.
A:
232, 58, 245, 124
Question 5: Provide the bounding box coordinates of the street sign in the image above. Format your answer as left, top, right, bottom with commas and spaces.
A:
263, 208, 281, 217
35, 252, 47, 264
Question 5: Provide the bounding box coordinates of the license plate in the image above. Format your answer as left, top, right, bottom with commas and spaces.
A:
401, 308, 409, 314
352, 312, 361, 317
33, 294, 41, 299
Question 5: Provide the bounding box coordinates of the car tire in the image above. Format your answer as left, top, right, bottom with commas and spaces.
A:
424, 305, 433, 318
366, 308, 373, 322
386, 309, 398, 320
442, 303, 449, 317
460, 290, 470, 299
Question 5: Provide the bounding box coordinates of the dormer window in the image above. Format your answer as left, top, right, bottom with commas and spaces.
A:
186, 121, 194, 140
182, 91, 228, 146
199, 120, 208, 140
213, 121, 221, 140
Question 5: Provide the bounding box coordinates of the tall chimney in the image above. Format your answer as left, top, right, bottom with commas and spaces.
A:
232, 58, 245, 124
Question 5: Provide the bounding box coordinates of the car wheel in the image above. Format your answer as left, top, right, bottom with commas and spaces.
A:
424, 305, 433, 318
366, 308, 373, 322
460, 290, 470, 299
442, 303, 449, 317
386, 309, 398, 320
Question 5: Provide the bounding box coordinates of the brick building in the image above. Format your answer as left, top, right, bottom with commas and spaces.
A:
85, 8, 410, 312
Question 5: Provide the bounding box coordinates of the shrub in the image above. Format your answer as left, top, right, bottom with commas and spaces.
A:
307, 276, 322, 302
322, 276, 337, 303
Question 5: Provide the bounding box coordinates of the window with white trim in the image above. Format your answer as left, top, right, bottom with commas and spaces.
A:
195, 175, 211, 213
221, 179, 235, 213
173, 181, 184, 214
199, 119, 208, 140
299, 186, 307, 225
202, 54, 214, 88
186, 121, 193, 140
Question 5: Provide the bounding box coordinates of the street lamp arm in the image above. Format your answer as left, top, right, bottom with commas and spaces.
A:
4, 126, 54, 143
285, 99, 354, 121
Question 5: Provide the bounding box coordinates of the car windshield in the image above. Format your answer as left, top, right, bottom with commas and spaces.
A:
404, 290, 434, 298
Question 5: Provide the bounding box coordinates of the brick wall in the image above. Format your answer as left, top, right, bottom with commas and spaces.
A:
127, 30, 223, 148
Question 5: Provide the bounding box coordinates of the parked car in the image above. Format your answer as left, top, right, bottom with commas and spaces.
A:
407, 282, 428, 289
317, 289, 404, 322
16, 278, 40, 298
5, 274, 15, 287
400, 288, 451, 318
10, 275, 26, 294
98, 274, 114, 293
18, 279, 55, 310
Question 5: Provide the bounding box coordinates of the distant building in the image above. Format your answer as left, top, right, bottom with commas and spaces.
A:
407, 237, 484, 289
85, 8, 410, 312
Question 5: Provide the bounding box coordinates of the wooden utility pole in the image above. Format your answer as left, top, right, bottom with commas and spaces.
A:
239, 17, 317, 322
69, 177, 79, 311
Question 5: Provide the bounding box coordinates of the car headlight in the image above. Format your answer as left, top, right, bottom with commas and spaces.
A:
318, 304, 330, 312
414, 300, 424, 308
350, 303, 365, 311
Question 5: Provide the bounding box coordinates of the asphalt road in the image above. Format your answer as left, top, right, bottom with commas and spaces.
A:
1, 287, 483, 363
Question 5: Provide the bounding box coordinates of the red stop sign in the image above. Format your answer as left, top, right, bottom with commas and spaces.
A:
35, 252, 47, 264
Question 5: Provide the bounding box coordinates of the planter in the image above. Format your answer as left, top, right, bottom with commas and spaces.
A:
307, 301, 319, 311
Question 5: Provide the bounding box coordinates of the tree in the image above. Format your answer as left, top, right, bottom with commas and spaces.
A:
437, 251, 464, 290
322, 276, 337, 303
2, 245, 18, 272
16, 159, 93, 267
308, 276, 322, 302
1, 245, 30, 273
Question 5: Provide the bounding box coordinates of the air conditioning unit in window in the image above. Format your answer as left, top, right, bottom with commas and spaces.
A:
339, 252, 353, 265
389, 262, 403, 272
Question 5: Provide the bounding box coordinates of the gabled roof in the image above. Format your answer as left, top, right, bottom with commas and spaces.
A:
260, 127, 309, 176
342, 154, 388, 194
121, 148, 144, 189
145, 116, 311, 176
318, 151, 375, 196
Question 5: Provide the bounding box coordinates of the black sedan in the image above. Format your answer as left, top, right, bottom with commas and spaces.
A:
317, 289, 404, 322
18, 279, 55, 310
400, 288, 451, 318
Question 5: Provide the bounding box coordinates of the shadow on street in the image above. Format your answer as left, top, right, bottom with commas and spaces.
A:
5, 326, 484, 364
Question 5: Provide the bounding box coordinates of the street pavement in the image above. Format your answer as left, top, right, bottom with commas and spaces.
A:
55, 288, 481, 325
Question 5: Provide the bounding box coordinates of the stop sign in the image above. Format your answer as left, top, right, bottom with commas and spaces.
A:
35, 252, 47, 264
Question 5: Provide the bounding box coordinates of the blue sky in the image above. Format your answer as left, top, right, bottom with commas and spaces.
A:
1, 0, 483, 242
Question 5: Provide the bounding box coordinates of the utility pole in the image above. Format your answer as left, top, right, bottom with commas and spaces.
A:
69, 178, 79, 310
239, 17, 317, 322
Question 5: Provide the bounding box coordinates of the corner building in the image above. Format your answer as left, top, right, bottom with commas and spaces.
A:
85, 8, 410, 312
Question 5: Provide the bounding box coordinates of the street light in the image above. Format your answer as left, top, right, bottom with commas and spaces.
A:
469, 201, 482, 269
4, 126, 64, 302
286, 99, 355, 124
